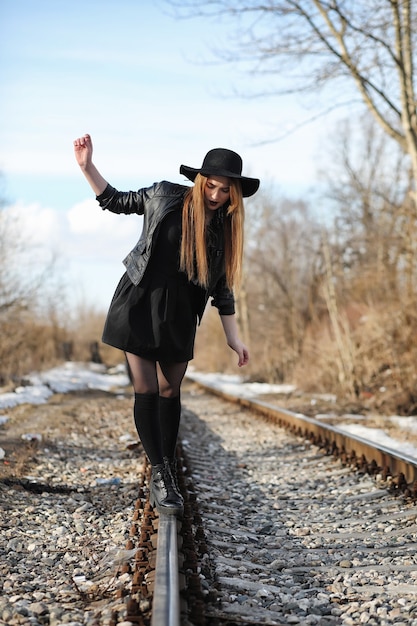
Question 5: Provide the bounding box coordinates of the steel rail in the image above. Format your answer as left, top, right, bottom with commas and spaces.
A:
151, 513, 180, 626
186, 374, 417, 487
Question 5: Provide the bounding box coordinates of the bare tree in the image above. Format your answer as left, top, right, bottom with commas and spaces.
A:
0, 206, 58, 314
0, 188, 68, 381
244, 190, 324, 381
321, 113, 414, 299
167, 1, 417, 191
303, 113, 417, 398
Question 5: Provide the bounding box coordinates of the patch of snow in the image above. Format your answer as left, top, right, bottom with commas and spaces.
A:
390, 416, 417, 433
338, 422, 417, 459
187, 370, 296, 398
0, 362, 130, 411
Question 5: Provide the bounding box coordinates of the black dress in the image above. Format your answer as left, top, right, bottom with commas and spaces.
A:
102, 210, 207, 362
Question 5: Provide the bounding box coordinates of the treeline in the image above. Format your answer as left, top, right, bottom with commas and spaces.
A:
2, 117, 417, 413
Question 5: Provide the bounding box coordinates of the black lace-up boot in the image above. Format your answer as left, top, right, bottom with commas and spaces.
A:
150, 458, 183, 517
168, 456, 181, 495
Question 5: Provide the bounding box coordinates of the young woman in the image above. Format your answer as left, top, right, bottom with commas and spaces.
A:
73, 134, 260, 516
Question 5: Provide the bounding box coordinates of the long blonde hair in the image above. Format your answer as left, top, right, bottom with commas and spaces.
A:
180, 174, 245, 292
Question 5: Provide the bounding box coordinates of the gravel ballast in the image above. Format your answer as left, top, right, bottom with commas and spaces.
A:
0, 390, 141, 625
1, 379, 417, 625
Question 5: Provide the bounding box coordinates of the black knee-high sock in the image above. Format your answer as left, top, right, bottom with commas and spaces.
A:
158, 395, 181, 461
133, 392, 162, 466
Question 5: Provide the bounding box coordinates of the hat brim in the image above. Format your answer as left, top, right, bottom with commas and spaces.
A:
180, 165, 259, 198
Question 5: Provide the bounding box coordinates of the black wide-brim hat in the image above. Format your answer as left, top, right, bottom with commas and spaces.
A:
180, 148, 260, 197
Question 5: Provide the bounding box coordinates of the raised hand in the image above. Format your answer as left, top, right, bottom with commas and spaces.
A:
73, 133, 108, 196
73, 133, 93, 170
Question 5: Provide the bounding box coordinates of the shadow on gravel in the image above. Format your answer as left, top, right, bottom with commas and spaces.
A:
179, 389, 341, 625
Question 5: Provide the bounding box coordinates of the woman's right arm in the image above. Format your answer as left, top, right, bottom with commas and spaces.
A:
73, 133, 108, 196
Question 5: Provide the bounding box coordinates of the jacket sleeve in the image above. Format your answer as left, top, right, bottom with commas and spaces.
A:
210, 275, 235, 316
96, 184, 147, 215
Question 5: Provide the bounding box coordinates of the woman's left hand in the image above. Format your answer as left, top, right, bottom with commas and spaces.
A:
220, 314, 250, 367
229, 338, 249, 367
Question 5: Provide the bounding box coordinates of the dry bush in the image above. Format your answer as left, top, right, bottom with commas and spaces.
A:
66, 303, 118, 365
293, 297, 417, 413
0, 314, 68, 383
293, 304, 364, 394
353, 302, 417, 411
0, 308, 125, 384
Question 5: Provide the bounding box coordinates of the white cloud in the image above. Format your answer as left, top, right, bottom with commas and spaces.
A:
5, 201, 63, 246
66, 198, 142, 261
68, 199, 128, 234
6, 200, 106, 247
3, 198, 142, 307
6, 198, 142, 260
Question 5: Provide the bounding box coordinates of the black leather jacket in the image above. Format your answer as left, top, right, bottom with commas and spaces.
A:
96, 181, 235, 320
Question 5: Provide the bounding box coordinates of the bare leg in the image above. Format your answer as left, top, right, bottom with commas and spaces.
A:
125, 354, 188, 395
125, 353, 158, 394
157, 361, 188, 397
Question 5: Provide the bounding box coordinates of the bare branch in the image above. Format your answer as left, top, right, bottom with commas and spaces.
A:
164, 0, 417, 180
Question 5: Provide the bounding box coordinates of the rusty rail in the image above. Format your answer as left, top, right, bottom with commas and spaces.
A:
186, 374, 417, 492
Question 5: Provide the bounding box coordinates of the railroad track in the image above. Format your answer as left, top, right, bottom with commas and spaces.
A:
123, 377, 417, 626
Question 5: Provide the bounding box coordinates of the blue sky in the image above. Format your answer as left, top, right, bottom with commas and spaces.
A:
1, 0, 340, 311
